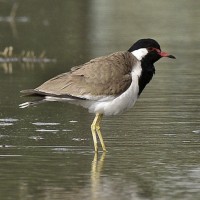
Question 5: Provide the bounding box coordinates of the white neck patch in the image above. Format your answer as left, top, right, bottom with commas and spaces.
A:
131, 48, 148, 61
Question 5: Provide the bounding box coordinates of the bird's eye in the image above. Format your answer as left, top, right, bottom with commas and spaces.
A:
148, 47, 154, 51
147, 47, 161, 53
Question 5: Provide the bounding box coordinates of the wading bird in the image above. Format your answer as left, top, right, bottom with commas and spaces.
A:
20, 38, 175, 152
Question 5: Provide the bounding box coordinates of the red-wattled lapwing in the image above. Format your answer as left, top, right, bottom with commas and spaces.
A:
19, 38, 175, 152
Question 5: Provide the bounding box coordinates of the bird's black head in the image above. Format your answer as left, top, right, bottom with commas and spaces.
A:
128, 38, 176, 63
128, 38, 161, 52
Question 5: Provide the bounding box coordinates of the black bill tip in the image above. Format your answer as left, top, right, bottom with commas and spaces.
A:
168, 55, 176, 59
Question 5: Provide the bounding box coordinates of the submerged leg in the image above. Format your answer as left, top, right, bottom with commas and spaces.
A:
91, 113, 106, 152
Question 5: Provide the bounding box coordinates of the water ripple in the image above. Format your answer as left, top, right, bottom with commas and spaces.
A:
36, 129, 59, 133
32, 122, 60, 126
0, 118, 18, 122
192, 130, 200, 134
0, 118, 18, 126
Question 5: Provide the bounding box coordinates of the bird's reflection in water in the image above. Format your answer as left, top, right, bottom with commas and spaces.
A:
91, 152, 106, 200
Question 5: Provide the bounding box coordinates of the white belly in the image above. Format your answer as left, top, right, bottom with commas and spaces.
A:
85, 71, 140, 116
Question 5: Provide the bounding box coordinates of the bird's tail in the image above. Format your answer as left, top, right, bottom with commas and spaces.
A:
19, 89, 47, 108
19, 99, 45, 108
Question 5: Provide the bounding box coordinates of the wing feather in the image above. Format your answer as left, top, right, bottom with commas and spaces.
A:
35, 51, 137, 100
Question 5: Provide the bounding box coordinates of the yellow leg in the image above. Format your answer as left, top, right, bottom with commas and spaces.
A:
95, 114, 107, 152
91, 114, 99, 152
91, 113, 107, 152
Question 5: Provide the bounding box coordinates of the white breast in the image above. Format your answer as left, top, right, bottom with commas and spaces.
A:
86, 61, 142, 116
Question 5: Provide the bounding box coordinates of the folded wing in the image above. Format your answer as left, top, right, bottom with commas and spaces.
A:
23, 51, 137, 101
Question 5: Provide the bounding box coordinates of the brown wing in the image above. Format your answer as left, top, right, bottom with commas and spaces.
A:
35, 51, 136, 99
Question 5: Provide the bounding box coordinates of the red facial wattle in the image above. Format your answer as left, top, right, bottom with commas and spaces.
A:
149, 47, 176, 59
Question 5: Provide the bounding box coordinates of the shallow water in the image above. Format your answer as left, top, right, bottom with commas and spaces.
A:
0, 1, 200, 200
